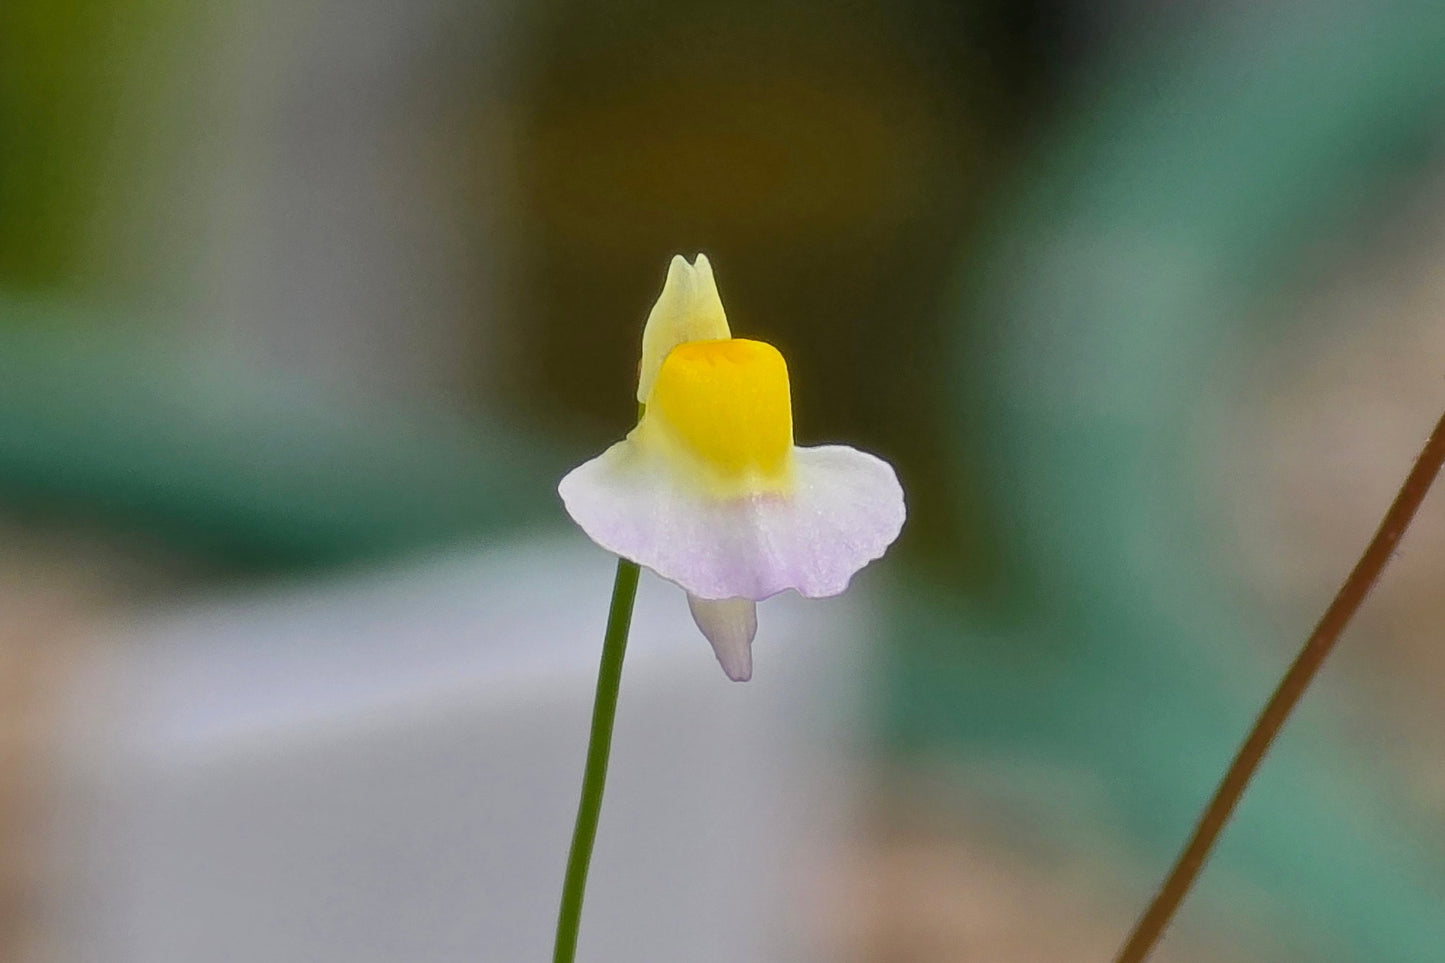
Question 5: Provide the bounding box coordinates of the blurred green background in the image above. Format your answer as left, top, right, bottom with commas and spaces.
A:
5, 0, 1445, 959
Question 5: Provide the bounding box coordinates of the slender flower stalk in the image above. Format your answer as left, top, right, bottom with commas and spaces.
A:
552, 558, 640, 963
550, 255, 904, 960
1114, 408, 1445, 963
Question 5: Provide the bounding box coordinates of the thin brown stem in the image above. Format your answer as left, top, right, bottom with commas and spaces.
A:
1114, 409, 1445, 963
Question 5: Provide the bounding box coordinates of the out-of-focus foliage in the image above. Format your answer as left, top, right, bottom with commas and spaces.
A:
0, 0, 215, 299
0, 0, 117, 288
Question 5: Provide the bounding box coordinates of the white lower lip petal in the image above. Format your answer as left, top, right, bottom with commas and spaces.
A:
558, 441, 905, 602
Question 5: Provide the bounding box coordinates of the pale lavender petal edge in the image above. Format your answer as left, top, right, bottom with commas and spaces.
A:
557, 442, 905, 601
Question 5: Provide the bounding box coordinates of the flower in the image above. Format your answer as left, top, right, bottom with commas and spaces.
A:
559, 254, 905, 681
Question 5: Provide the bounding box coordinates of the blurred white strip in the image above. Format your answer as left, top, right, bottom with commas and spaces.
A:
49, 537, 869, 962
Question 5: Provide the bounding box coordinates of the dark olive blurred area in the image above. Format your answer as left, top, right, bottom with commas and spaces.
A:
507, 0, 1078, 577
7, 0, 1445, 960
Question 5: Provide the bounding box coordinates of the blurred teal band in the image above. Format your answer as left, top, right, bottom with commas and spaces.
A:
0, 302, 564, 569
909, 2, 1445, 960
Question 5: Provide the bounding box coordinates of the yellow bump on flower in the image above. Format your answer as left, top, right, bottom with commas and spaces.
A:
636, 254, 731, 404
635, 338, 794, 497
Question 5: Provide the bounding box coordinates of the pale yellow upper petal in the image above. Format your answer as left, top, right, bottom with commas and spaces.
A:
636, 253, 731, 403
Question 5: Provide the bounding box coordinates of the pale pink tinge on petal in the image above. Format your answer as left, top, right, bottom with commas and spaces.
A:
686, 595, 757, 681
558, 442, 905, 601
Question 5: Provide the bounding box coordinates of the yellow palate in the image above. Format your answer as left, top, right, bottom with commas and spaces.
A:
642, 338, 794, 492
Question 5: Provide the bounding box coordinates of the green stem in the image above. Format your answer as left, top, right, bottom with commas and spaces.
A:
552, 557, 641, 963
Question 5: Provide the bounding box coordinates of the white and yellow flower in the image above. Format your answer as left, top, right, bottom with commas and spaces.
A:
559, 254, 905, 681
